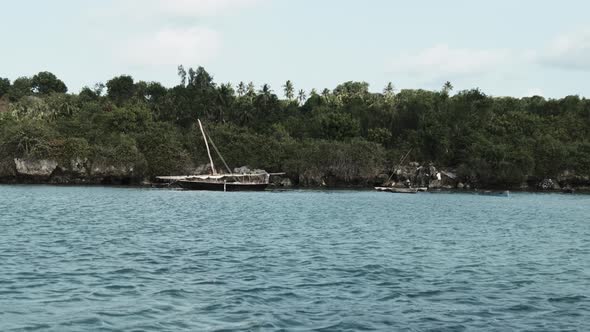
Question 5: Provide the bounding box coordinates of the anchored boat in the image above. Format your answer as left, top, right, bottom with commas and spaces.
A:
157, 119, 282, 191
375, 187, 419, 194
177, 174, 270, 191
375, 149, 427, 194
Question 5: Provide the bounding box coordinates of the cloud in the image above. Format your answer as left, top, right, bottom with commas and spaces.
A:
102, 0, 265, 66
105, 0, 264, 19
122, 27, 220, 66
155, 0, 264, 17
537, 28, 590, 70
387, 44, 512, 81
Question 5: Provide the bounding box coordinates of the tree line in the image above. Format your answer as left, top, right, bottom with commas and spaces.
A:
1, 68, 589, 187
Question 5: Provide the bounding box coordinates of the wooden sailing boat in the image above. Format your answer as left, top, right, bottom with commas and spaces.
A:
375, 148, 426, 194
170, 119, 273, 191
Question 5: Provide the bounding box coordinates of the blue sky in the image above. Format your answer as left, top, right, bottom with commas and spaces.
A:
1, 0, 589, 98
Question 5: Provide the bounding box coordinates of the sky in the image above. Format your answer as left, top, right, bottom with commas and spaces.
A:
1, 0, 590, 98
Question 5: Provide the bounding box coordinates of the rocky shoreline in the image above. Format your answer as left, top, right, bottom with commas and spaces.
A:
1, 158, 589, 193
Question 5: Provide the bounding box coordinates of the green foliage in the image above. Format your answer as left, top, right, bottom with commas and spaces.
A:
106, 75, 135, 105
92, 134, 147, 172
0, 119, 57, 158
8, 77, 33, 101
1, 67, 590, 187
0, 77, 10, 97
31, 71, 67, 95
51, 137, 91, 164
367, 128, 392, 145
312, 111, 360, 140
107, 105, 151, 134
136, 122, 192, 177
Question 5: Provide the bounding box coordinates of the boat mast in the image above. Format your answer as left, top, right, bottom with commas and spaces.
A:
198, 119, 217, 175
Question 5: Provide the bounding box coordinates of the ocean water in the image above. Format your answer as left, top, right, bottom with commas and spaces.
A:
0, 186, 589, 331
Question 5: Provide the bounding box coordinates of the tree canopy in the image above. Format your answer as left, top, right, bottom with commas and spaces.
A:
1, 68, 589, 187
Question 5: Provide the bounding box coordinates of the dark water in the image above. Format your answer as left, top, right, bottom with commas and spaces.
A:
0, 186, 589, 331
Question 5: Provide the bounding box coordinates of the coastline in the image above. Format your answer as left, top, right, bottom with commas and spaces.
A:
2, 158, 589, 193
1, 180, 588, 194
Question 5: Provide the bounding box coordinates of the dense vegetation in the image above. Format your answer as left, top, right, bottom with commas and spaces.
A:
1, 68, 589, 187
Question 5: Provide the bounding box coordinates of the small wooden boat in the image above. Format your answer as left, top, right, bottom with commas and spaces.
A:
375, 187, 419, 194
177, 174, 269, 191
157, 119, 282, 192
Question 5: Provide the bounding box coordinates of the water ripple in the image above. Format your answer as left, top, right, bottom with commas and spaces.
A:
0, 186, 589, 331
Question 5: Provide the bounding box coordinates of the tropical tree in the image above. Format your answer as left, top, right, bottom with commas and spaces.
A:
257, 84, 274, 108
0, 77, 10, 97
31, 71, 67, 95
106, 75, 136, 105
8, 77, 33, 101
177, 65, 187, 86
383, 82, 396, 99
215, 83, 235, 122
283, 80, 294, 100
298, 89, 307, 105
442, 81, 454, 95
94, 83, 106, 97
189, 66, 215, 91
237, 81, 246, 97
246, 82, 256, 96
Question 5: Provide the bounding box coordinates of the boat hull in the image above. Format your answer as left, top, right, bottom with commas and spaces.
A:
375, 187, 419, 194
178, 180, 268, 191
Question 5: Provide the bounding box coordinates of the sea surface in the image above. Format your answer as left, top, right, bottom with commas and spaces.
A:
0, 186, 589, 331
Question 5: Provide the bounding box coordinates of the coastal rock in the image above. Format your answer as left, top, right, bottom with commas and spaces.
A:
14, 158, 58, 178
0, 159, 16, 178
557, 170, 590, 188
298, 169, 324, 186
415, 166, 431, 187
538, 178, 557, 190
57, 158, 88, 175
280, 178, 293, 187
90, 161, 135, 178
428, 179, 442, 189
271, 176, 293, 187
234, 166, 251, 174
440, 171, 459, 188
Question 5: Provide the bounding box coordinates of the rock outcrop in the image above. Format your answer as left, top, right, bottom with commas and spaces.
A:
0, 159, 16, 180
14, 159, 58, 179
387, 163, 460, 189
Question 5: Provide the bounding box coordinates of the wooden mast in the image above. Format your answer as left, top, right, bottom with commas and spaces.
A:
198, 119, 217, 175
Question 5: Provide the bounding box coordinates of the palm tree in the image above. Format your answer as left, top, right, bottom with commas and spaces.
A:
215, 83, 235, 122
297, 89, 307, 105
237, 81, 246, 97
383, 82, 396, 98
246, 82, 256, 97
258, 84, 273, 108
238, 104, 254, 126
283, 80, 294, 100
442, 81, 454, 95
177, 65, 187, 86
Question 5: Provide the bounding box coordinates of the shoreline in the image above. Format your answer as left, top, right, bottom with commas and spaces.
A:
1, 181, 588, 194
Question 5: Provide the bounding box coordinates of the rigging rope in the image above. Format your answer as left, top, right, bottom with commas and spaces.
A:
204, 129, 233, 174
386, 148, 413, 184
